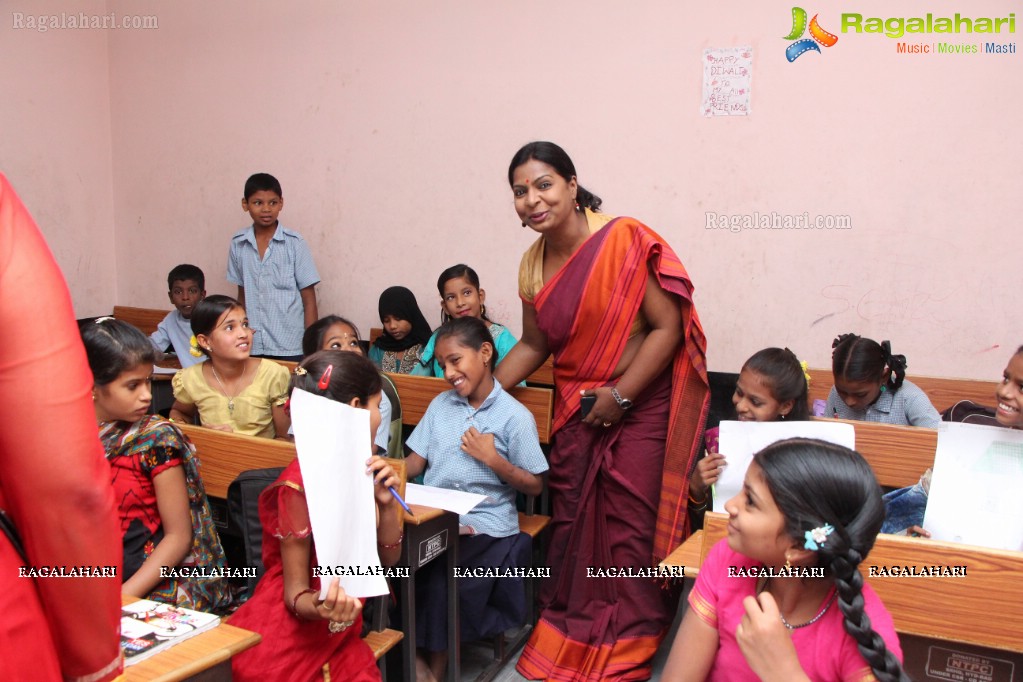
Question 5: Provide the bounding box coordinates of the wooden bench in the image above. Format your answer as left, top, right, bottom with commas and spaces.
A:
663, 512, 1023, 654
177, 425, 405, 663
113, 305, 170, 336
806, 367, 998, 414
812, 417, 938, 489
370, 327, 555, 387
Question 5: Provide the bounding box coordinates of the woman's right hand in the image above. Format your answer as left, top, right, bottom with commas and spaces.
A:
692, 452, 727, 497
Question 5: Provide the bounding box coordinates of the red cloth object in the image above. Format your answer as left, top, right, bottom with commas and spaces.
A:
0, 174, 123, 681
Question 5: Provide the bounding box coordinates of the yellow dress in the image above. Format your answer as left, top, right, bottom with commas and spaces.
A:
172, 359, 289, 438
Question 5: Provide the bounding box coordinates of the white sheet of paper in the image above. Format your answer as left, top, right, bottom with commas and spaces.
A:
713, 421, 856, 513
290, 388, 388, 599
405, 482, 487, 515
152, 365, 178, 375
923, 422, 1023, 551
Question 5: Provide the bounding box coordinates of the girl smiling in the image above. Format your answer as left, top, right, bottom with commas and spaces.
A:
665, 438, 907, 682
404, 317, 548, 681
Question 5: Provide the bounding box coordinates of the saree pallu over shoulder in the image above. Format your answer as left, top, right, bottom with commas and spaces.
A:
531, 216, 710, 561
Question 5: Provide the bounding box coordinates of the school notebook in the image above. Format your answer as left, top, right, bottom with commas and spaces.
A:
120, 598, 221, 665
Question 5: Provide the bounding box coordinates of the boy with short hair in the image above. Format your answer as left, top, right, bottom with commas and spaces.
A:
151, 263, 207, 368
227, 173, 320, 361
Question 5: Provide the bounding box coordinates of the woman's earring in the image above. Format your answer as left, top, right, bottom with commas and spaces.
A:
880, 385, 887, 393
785, 555, 792, 571
575, 202, 581, 211
481, 304, 487, 317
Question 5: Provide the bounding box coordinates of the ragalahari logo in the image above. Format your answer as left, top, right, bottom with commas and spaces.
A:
784, 7, 839, 61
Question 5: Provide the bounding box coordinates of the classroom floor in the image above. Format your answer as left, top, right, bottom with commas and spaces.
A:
458, 586, 688, 682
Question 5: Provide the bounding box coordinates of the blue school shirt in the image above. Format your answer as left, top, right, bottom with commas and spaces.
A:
406, 382, 548, 537
226, 224, 320, 356
149, 310, 205, 369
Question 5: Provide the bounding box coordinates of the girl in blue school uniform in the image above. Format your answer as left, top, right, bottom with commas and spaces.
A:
826, 333, 940, 427
404, 317, 549, 682
413, 264, 520, 377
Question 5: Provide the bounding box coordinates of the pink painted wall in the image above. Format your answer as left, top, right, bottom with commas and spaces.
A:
0, 0, 115, 316
11, 0, 1023, 380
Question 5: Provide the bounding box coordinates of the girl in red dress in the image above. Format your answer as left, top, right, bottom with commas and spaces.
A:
229, 350, 404, 682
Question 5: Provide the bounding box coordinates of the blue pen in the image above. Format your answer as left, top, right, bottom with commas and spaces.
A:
388, 486, 416, 519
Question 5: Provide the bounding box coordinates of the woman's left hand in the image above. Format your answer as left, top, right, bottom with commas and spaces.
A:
580, 387, 624, 429
735, 592, 809, 682
366, 456, 398, 506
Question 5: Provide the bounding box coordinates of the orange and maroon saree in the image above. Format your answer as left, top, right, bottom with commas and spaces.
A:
516, 216, 709, 681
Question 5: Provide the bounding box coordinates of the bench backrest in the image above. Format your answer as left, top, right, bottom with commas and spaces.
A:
811, 417, 937, 489
112, 305, 169, 336
179, 424, 295, 500
700, 512, 1023, 653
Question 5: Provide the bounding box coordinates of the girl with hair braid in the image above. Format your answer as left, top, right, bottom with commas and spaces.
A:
827, 333, 939, 427
664, 438, 908, 682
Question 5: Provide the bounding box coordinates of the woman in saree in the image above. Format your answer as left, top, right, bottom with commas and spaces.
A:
494, 142, 710, 681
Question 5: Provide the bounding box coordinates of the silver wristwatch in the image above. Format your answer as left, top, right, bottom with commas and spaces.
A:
611, 387, 633, 410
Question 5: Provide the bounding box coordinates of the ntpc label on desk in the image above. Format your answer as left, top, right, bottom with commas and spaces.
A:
417, 530, 448, 568
924, 645, 1015, 682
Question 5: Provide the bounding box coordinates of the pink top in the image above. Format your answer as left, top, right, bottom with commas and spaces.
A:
690, 540, 902, 682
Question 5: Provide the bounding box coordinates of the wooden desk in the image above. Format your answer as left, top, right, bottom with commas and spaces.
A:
396, 504, 460, 682
121, 597, 261, 682
659, 530, 703, 579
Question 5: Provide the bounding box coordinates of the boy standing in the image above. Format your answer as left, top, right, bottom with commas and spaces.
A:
227, 173, 320, 361
151, 264, 207, 368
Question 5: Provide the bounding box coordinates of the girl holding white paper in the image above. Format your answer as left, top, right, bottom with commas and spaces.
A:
404, 317, 549, 682
229, 351, 403, 682
690, 348, 810, 527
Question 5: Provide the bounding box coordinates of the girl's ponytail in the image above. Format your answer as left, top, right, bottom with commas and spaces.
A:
824, 534, 910, 682
879, 340, 907, 391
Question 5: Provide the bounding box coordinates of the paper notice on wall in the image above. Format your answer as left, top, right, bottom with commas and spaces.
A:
702, 47, 753, 116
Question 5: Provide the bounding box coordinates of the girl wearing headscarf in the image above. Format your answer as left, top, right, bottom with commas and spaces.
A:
369, 285, 434, 374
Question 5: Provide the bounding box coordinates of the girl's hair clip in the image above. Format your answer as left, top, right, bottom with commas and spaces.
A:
804, 523, 834, 551
318, 364, 333, 389
188, 334, 204, 358
800, 360, 811, 388
94, 316, 115, 324
293, 366, 308, 376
